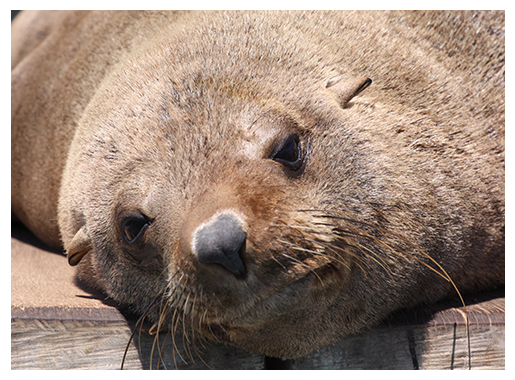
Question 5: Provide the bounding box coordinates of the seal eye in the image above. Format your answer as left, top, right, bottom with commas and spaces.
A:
271, 133, 303, 171
122, 215, 150, 244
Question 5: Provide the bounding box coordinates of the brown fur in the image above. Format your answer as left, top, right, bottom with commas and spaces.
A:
11, 11, 504, 359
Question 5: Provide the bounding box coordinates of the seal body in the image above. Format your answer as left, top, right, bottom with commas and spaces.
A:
11, 11, 504, 359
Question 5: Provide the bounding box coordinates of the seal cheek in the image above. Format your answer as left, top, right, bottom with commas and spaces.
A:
191, 212, 247, 279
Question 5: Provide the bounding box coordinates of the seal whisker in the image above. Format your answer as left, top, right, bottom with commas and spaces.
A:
186, 292, 208, 366
158, 273, 191, 368
316, 208, 472, 354
168, 306, 181, 370
323, 237, 378, 272
276, 248, 313, 269
390, 234, 472, 367
281, 223, 376, 273
309, 211, 455, 282
150, 295, 173, 369
188, 292, 199, 342
345, 224, 454, 284
152, 297, 174, 369
284, 221, 388, 274
189, 292, 212, 365
192, 343, 213, 370
276, 242, 324, 284
350, 241, 396, 278
325, 244, 370, 274
291, 237, 352, 271
271, 253, 288, 270
169, 299, 188, 367
121, 288, 168, 369
180, 292, 197, 364
279, 215, 399, 271
282, 209, 472, 365
156, 329, 171, 370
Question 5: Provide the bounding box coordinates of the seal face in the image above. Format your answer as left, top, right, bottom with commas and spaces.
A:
11, 11, 504, 359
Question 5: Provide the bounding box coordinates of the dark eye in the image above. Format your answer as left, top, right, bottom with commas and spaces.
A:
122, 214, 150, 244
271, 133, 303, 171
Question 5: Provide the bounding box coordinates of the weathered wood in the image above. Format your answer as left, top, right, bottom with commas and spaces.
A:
11, 224, 504, 369
11, 318, 265, 370
291, 307, 505, 370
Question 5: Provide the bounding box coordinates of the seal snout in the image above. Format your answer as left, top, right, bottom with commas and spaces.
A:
192, 212, 247, 279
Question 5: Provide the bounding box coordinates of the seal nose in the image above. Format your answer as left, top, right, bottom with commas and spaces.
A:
192, 213, 247, 278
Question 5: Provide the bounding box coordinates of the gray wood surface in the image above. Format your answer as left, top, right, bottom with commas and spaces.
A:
11, 224, 504, 370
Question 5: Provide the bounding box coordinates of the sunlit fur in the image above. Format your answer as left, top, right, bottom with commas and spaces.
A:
12, 11, 504, 362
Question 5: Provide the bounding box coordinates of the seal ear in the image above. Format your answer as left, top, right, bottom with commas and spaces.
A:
67, 226, 93, 266
326, 77, 372, 107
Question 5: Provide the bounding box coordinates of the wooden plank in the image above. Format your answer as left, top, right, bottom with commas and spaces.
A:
11, 306, 504, 370
12, 319, 141, 370
11, 318, 265, 370
291, 310, 504, 370
11, 224, 504, 369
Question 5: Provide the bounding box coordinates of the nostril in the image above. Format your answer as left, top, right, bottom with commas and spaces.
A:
192, 213, 247, 278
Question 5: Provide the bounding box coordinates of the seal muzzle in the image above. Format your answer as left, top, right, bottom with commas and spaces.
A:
192, 213, 247, 278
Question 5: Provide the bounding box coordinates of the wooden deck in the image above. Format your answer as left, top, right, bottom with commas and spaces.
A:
11, 224, 505, 370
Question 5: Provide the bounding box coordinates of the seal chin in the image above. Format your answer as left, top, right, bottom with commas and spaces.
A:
196, 262, 342, 343
193, 264, 344, 359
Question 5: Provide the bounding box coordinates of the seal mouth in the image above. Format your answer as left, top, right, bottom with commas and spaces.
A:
194, 262, 342, 343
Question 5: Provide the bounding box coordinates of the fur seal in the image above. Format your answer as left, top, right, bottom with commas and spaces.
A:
11, 10, 504, 360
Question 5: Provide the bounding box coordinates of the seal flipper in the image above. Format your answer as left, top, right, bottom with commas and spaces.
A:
326, 76, 372, 107
67, 225, 92, 266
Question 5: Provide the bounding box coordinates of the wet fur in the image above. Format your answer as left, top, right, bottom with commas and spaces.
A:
11, 11, 504, 360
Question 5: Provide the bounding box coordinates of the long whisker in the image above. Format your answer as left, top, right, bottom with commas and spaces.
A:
300, 240, 352, 271
121, 288, 167, 369
156, 329, 171, 370
276, 241, 324, 284
310, 211, 453, 282
181, 293, 196, 364
285, 224, 376, 273
150, 294, 173, 369
283, 222, 384, 274
304, 209, 471, 367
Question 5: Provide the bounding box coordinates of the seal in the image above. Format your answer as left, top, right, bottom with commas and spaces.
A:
11, 11, 504, 360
